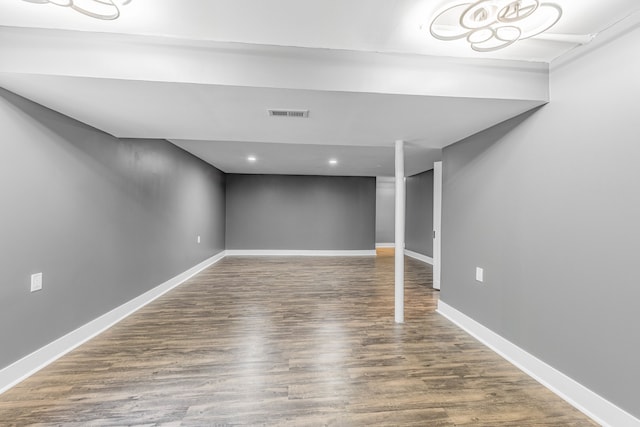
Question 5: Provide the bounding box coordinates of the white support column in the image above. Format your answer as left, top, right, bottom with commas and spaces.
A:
433, 161, 442, 291
394, 140, 405, 323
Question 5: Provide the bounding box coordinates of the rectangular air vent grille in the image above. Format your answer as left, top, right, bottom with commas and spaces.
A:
268, 109, 309, 118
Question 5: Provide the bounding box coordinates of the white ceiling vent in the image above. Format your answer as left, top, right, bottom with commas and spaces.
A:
268, 109, 309, 118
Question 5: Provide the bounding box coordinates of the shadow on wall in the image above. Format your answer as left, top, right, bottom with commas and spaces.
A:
445, 106, 545, 184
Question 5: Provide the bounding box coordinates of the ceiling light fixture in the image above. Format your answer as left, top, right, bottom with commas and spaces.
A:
247, 156, 257, 162
429, 0, 562, 52
329, 159, 338, 165
21, 0, 132, 21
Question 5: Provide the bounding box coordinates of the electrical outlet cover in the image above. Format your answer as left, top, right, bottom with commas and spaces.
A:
31, 272, 43, 292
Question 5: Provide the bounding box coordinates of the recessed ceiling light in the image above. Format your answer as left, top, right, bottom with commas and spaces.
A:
247, 156, 257, 162
329, 159, 338, 165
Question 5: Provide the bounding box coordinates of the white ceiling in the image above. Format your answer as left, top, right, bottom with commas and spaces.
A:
1, 0, 638, 62
0, 0, 638, 176
0, 73, 541, 176
169, 140, 444, 177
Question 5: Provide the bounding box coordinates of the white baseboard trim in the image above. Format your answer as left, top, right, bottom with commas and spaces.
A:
404, 249, 434, 265
375, 243, 395, 248
437, 300, 640, 427
225, 249, 376, 256
0, 250, 226, 396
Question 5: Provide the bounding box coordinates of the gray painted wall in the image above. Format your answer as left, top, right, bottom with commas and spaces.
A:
0, 89, 226, 370
440, 28, 640, 418
406, 170, 434, 257
375, 177, 395, 244
226, 174, 375, 250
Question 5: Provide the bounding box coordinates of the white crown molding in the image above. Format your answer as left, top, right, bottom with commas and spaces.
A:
551, 9, 640, 71
437, 300, 640, 427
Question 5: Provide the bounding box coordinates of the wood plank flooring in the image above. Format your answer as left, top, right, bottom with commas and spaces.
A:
0, 254, 597, 426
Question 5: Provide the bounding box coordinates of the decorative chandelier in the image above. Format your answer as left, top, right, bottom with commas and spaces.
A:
21, 0, 132, 21
429, 0, 563, 52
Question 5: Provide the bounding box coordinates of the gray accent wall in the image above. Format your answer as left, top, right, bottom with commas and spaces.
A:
406, 170, 434, 257
226, 174, 375, 250
375, 177, 395, 244
440, 27, 640, 418
0, 89, 226, 370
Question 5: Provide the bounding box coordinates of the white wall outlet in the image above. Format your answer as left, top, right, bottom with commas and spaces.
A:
31, 272, 43, 292
197, 235, 201, 244
475, 267, 484, 283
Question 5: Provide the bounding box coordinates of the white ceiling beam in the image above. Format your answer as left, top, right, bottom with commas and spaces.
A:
0, 26, 549, 102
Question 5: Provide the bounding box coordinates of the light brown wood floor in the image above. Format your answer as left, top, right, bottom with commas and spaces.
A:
0, 254, 597, 426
